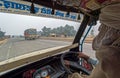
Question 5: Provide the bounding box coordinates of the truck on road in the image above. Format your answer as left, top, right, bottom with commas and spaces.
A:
24, 28, 37, 40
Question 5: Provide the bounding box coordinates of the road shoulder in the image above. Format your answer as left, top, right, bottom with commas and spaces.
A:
0, 39, 7, 45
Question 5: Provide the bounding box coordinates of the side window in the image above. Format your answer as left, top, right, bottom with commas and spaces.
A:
79, 21, 100, 59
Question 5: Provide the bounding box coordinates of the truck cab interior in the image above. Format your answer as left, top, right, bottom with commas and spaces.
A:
0, 0, 101, 78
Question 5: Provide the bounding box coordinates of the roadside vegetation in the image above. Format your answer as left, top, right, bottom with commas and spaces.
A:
38, 24, 77, 37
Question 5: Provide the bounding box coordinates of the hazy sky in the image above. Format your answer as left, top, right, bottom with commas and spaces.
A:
0, 12, 81, 35
0, 12, 100, 35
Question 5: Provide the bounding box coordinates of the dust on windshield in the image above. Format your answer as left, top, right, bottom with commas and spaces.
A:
0, 12, 80, 62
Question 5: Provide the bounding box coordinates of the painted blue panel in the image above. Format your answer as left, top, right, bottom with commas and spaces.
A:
0, 0, 78, 21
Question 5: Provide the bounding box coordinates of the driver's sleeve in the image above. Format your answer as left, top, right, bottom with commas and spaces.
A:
88, 45, 120, 78
87, 35, 120, 78
97, 47, 120, 78
90, 3, 120, 78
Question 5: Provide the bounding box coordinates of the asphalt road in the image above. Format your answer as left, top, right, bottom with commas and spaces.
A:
0, 38, 95, 62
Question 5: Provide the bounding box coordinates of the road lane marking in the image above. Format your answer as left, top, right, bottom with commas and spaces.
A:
6, 43, 12, 60
0, 39, 8, 48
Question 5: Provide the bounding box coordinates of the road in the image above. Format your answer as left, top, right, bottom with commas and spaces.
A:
0, 38, 95, 62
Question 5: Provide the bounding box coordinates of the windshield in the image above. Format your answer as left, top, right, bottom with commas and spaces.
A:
0, 12, 81, 62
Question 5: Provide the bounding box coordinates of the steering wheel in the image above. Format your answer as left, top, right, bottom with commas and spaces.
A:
60, 52, 93, 75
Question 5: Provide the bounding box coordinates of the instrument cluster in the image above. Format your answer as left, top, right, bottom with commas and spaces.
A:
33, 65, 56, 78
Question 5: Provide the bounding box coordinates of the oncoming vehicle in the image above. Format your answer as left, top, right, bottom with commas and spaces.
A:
24, 28, 37, 40
0, 0, 110, 78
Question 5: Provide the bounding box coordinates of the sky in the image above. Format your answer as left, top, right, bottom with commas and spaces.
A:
0, 12, 100, 36
0, 12, 81, 35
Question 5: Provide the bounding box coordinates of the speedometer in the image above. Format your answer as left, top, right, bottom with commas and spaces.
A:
35, 74, 41, 78
40, 70, 48, 77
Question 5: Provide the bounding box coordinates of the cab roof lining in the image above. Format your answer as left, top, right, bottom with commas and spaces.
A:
23, 0, 82, 13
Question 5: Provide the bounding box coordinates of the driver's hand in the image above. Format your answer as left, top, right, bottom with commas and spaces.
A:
78, 52, 89, 60
68, 73, 83, 78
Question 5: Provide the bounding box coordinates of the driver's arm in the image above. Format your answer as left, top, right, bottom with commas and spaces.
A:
78, 52, 98, 66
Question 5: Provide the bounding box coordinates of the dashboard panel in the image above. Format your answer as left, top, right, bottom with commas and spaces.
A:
23, 59, 66, 78
1, 53, 93, 78
33, 65, 65, 78
33, 65, 56, 78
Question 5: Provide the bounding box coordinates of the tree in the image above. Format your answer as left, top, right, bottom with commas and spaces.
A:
41, 26, 51, 36
64, 24, 76, 36
0, 29, 5, 38
40, 25, 77, 37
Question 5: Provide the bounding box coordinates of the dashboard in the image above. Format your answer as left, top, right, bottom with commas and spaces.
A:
33, 65, 65, 78
33, 65, 55, 78
23, 58, 93, 78
1, 52, 93, 78
23, 59, 66, 78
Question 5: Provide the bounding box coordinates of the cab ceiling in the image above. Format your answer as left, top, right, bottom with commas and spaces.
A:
23, 0, 81, 13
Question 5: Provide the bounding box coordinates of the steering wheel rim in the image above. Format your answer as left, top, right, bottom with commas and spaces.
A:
60, 52, 79, 74
61, 52, 93, 75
